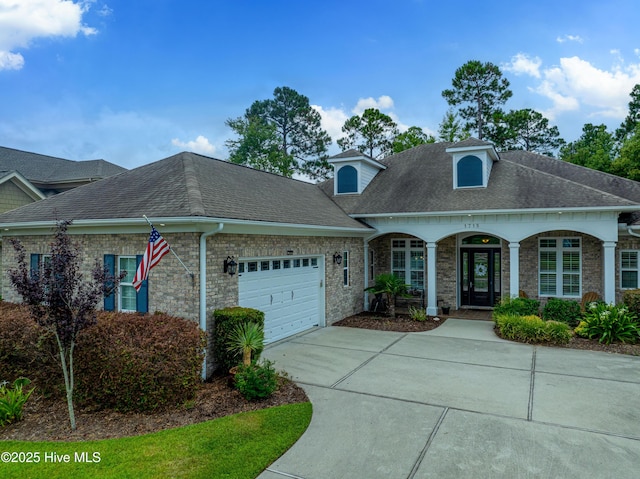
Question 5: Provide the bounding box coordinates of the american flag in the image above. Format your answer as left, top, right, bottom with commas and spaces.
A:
132, 226, 170, 292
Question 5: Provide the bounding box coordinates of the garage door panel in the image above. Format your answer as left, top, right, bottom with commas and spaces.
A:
238, 257, 322, 343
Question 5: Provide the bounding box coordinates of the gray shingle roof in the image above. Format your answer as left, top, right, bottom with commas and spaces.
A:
319, 142, 640, 215
0, 152, 370, 230
0, 146, 126, 184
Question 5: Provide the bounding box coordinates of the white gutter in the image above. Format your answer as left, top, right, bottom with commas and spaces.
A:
627, 227, 640, 238
200, 223, 224, 379
352, 205, 639, 218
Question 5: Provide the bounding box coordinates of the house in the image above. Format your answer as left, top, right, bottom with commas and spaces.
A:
0, 146, 127, 208
2, 139, 640, 376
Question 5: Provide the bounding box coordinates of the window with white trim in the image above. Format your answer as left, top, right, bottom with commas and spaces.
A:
539, 238, 581, 297
621, 251, 640, 289
118, 256, 137, 312
343, 251, 349, 286
391, 239, 424, 290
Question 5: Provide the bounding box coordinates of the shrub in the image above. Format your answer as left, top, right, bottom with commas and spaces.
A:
575, 303, 639, 345
213, 307, 265, 373
73, 312, 206, 412
623, 289, 640, 318
492, 297, 540, 318
494, 313, 571, 345
0, 378, 34, 427
408, 305, 428, 321
0, 303, 62, 397
542, 298, 582, 326
234, 360, 278, 401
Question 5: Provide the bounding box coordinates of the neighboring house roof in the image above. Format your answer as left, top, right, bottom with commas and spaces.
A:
0, 170, 45, 201
320, 142, 640, 215
0, 152, 370, 230
0, 146, 127, 193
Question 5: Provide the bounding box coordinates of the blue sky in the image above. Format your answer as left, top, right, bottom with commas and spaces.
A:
1, 0, 640, 171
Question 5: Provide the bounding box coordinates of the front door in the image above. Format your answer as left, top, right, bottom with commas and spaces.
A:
461, 248, 501, 307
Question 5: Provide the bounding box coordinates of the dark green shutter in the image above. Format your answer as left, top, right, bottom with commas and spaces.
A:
103, 254, 116, 311
136, 254, 148, 313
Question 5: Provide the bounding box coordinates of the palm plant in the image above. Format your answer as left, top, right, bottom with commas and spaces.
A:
227, 322, 265, 367
365, 273, 411, 317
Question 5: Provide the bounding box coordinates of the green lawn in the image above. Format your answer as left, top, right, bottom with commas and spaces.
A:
1, 402, 311, 479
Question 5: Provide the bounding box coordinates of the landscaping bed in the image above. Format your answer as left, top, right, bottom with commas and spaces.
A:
0, 375, 308, 442
334, 312, 444, 332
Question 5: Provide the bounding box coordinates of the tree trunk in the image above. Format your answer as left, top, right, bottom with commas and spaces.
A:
55, 334, 76, 431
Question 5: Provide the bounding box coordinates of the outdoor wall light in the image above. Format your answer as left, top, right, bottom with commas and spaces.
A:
333, 252, 343, 265
223, 256, 237, 276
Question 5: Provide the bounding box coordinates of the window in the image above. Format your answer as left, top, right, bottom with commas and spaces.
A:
118, 256, 138, 312
457, 155, 483, 187
539, 238, 581, 297
621, 251, 639, 289
260, 261, 270, 271
337, 165, 358, 193
343, 251, 350, 286
391, 239, 424, 290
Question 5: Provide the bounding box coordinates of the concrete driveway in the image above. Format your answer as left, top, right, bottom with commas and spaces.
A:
258, 319, 640, 479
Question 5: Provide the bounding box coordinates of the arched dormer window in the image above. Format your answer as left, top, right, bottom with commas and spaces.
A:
337, 165, 358, 193
457, 155, 483, 187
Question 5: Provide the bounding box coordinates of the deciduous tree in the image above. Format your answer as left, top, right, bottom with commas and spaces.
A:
559, 123, 617, 173
391, 126, 435, 153
8, 220, 125, 430
616, 84, 640, 144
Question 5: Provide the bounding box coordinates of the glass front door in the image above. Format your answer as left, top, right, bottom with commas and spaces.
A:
461, 248, 501, 307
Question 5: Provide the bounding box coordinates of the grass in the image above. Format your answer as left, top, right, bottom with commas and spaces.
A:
1, 402, 312, 479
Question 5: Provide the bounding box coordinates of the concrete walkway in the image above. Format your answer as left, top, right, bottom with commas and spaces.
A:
259, 318, 640, 479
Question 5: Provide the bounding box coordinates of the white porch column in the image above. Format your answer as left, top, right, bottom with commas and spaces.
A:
364, 241, 370, 311
509, 242, 520, 298
426, 242, 438, 316
602, 241, 616, 304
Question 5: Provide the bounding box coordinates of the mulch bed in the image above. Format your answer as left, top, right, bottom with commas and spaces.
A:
0, 375, 308, 442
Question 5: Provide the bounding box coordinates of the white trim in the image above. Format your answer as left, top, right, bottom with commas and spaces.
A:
328, 154, 387, 170
0, 171, 46, 201
620, 249, 640, 290
538, 237, 582, 298
352, 206, 637, 218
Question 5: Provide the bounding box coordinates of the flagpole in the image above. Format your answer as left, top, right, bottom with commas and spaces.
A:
143, 215, 195, 279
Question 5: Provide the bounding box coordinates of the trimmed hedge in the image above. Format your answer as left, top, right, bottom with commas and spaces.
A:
542, 298, 582, 326
213, 307, 265, 373
0, 302, 62, 397
0, 304, 206, 412
623, 289, 640, 319
74, 312, 206, 412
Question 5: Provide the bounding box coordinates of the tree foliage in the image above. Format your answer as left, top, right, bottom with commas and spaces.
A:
391, 126, 435, 153
612, 124, 640, 181
226, 86, 332, 180
337, 108, 399, 159
490, 108, 565, 156
442, 60, 512, 140
559, 123, 617, 173
8, 220, 125, 430
438, 109, 470, 142
616, 84, 640, 143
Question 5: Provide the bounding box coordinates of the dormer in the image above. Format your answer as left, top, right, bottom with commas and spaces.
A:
446, 139, 499, 189
328, 149, 386, 195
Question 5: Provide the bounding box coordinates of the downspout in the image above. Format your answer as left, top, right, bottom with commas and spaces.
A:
628, 227, 640, 238
200, 223, 224, 379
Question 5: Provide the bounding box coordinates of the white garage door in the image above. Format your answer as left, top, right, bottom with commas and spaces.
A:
238, 256, 324, 343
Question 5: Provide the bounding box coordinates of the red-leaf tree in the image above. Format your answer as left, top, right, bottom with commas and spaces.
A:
8, 220, 125, 430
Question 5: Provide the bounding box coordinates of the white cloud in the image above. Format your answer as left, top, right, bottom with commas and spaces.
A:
352, 95, 394, 114
0, 50, 24, 70
0, 0, 97, 70
535, 55, 640, 120
502, 53, 542, 78
556, 34, 584, 44
312, 104, 349, 140
171, 135, 216, 155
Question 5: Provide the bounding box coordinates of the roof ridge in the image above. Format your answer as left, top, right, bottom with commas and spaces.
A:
500, 157, 639, 206
180, 153, 206, 216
